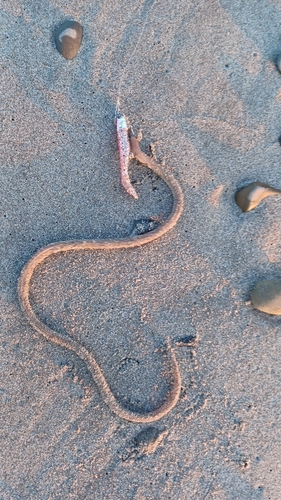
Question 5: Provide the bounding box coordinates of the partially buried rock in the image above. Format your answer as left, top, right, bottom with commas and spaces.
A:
55, 20, 83, 60
276, 54, 281, 74
235, 182, 281, 212
251, 279, 281, 315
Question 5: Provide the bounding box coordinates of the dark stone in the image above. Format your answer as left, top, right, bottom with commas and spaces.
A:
55, 20, 83, 60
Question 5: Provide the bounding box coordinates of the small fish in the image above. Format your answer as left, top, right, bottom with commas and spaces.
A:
235, 181, 281, 212
116, 115, 138, 199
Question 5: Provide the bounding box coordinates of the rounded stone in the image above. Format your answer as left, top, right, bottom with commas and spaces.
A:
55, 20, 83, 60
251, 279, 281, 315
133, 427, 167, 455
235, 182, 281, 212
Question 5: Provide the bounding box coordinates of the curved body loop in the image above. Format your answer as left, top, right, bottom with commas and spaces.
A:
18, 125, 184, 423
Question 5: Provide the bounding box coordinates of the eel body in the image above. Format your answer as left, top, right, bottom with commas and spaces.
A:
18, 120, 184, 423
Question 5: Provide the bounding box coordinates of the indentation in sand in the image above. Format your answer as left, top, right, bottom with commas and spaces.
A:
207, 185, 225, 208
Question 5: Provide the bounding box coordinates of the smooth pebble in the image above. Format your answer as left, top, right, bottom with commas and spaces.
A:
174, 334, 198, 347
251, 279, 281, 315
235, 181, 281, 212
55, 20, 83, 60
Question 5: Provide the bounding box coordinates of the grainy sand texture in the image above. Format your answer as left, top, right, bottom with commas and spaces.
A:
1, 1, 281, 499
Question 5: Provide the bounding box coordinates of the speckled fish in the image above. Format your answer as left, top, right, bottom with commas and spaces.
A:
116, 115, 138, 199
235, 181, 281, 212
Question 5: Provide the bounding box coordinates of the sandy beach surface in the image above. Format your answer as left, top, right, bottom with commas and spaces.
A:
1, 0, 281, 498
